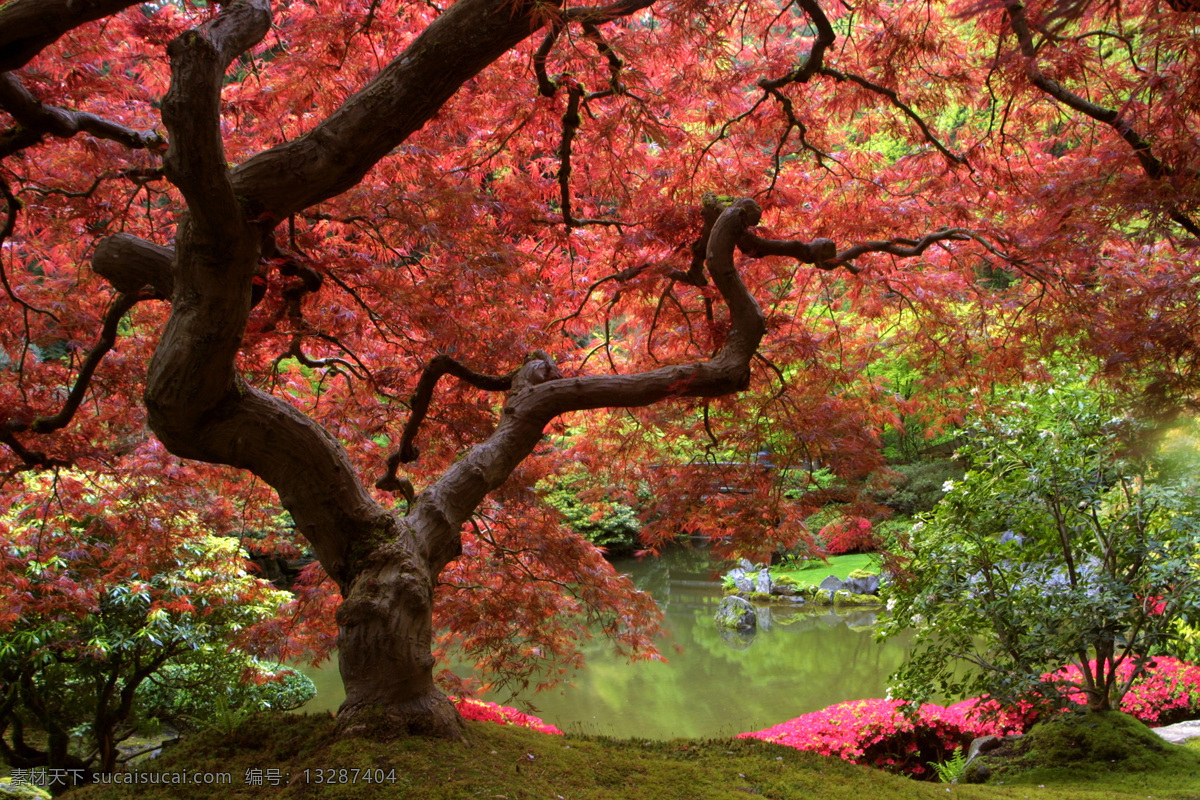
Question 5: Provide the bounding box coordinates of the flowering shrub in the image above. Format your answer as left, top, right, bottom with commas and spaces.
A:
740, 658, 1200, 779
738, 698, 1011, 777
819, 517, 878, 556
453, 698, 564, 735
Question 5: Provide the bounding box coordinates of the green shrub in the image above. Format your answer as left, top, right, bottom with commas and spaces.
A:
0, 473, 297, 779
873, 460, 964, 517
882, 374, 1200, 714
136, 660, 315, 730
541, 478, 642, 552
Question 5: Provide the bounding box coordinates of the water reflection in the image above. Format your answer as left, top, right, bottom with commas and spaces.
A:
299, 548, 914, 739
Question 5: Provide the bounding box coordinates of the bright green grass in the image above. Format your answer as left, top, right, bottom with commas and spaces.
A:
772, 553, 878, 588
68, 712, 1200, 800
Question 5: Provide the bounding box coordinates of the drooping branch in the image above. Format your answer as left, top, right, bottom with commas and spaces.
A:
0, 175, 57, 320
580, 22, 624, 93
556, 84, 585, 229
1004, 0, 1200, 238
815, 68, 967, 166
534, 21, 565, 97
0, 0, 144, 73
0, 74, 164, 153
1, 289, 148, 468
667, 194, 724, 286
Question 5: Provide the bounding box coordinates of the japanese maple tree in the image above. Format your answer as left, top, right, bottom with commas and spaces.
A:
1, 0, 1197, 742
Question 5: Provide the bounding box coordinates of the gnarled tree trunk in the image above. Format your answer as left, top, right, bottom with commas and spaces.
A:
89, 0, 825, 739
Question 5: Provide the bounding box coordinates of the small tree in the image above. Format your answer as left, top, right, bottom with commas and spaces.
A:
881, 375, 1200, 715
0, 473, 304, 786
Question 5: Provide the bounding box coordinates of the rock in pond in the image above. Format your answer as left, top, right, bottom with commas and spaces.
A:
715, 596, 757, 631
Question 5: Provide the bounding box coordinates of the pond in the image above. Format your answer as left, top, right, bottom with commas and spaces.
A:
298, 546, 915, 739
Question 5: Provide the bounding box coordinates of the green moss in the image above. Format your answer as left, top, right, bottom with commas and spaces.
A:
974, 710, 1200, 787
832, 591, 883, 608
66, 710, 1200, 800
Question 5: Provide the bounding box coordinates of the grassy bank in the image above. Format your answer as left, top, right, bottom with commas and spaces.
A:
67, 712, 1200, 800
772, 553, 878, 587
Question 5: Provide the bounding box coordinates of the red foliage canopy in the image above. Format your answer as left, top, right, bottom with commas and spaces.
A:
1, 0, 1197, 724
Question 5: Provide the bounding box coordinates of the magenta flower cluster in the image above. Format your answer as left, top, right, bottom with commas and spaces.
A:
738, 657, 1200, 778
737, 697, 1011, 776
1054, 656, 1200, 726
452, 697, 564, 735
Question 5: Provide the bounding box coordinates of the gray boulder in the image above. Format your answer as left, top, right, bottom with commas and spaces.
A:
818, 575, 846, 593
754, 568, 773, 594
843, 574, 880, 595
726, 568, 754, 593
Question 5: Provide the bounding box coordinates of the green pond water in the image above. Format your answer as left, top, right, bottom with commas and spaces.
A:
298, 547, 915, 739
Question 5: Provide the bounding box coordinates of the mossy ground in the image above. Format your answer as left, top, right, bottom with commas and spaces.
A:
64, 711, 1200, 800
967, 710, 1200, 792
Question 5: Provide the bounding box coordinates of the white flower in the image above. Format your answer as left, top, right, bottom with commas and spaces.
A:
942, 479, 956, 493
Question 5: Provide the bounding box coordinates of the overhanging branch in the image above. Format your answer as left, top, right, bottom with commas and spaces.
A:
0, 74, 164, 154
1004, 0, 1200, 238
0, 0, 144, 73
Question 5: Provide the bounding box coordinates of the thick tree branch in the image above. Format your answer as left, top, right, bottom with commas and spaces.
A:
231, 0, 660, 221
232, 0, 571, 219
0, 0, 143, 73
737, 231, 838, 265
562, 0, 659, 24
92, 234, 175, 298
408, 198, 768, 571
0, 74, 164, 153
161, 0, 271, 237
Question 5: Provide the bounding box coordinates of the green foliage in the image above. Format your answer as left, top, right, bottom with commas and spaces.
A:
881, 374, 1200, 714
871, 461, 965, 517
540, 476, 642, 552
136, 660, 315, 731
1162, 619, 1200, 663
0, 474, 296, 776
928, 747, 968, 783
